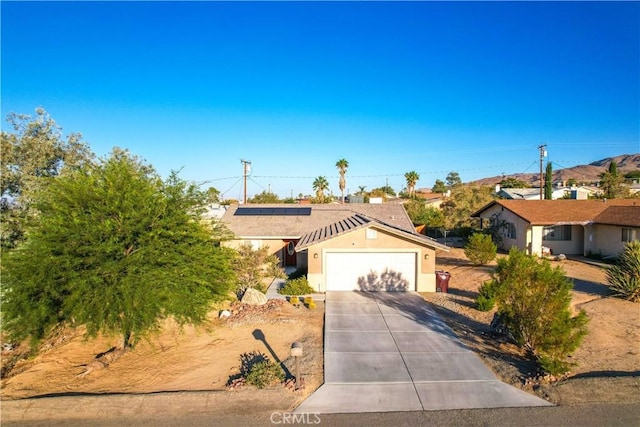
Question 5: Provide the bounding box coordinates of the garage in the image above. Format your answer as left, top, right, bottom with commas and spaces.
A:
325, 252, 417, 291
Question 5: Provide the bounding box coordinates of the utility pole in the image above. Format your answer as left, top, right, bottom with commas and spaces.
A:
241, 159, 251, 204
538, 144, 547, 200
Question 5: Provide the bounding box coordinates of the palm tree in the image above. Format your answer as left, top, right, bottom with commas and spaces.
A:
312, 176, 329, 203
356, 185, 367, 196
335, 159, 349, 204
404, 171, 420, 198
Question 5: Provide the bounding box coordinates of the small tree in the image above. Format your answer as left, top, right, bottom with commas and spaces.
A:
492, 248, 588, 374
2, 150, 235, 349
232, 243, 285, 298
464, 233, 497, 265
606, 241, 640, 302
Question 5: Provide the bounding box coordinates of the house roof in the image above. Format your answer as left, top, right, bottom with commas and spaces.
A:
220, 203, 416, 238
296, 213, 449, 251
593, 206, 640, 227
498, 188, 542, 200
472, 199, 640, 226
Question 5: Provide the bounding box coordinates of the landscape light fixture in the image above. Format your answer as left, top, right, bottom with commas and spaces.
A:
291, 342, 304, 390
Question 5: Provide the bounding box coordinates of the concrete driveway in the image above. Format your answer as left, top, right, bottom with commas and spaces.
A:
295, 291, 551, 414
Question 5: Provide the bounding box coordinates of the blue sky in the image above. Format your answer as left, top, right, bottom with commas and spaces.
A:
2, 1, 639, 200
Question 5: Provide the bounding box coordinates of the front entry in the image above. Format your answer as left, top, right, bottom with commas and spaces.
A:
283, 240, 298, 267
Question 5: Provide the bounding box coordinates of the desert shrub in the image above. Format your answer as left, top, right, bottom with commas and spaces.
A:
232, 244, 286, 298
230, 351, 285, 389
245, 359, 285, 389
280, 277, 315, 296
289, 296, 300, 306
287, 268, 308, 281
464, 233, 497, 265
492, 248, 588, 375
307, 301, 317, 310
476, 280, 498, 311
606, 241, 640, 302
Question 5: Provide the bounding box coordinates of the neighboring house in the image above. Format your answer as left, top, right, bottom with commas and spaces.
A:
414, 190, 447, 208
472, 199, 640, 257
220, 203, 449, 292
497, 186, 590, 200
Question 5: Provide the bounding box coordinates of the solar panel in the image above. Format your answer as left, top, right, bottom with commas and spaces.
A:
234, 207, 312, 216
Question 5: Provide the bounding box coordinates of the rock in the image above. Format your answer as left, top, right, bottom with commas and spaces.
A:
556, 254, 567, 261
241, 288, 268, 305
219, 310, 231, 319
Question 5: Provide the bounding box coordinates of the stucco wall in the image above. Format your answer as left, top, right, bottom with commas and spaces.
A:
541, 225, 584, 255
590, 225, 627, 257
304, 226, 438, 292
479, 205, 531, 253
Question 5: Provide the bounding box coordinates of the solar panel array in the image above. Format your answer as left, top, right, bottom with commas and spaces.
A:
234, 207, 312, 216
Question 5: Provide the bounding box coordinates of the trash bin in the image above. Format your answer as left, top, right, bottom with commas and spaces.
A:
435, 270, 451, 293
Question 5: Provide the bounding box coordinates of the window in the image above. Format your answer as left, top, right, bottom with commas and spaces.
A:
543, 225, 572, 241
504, 222, 516, 239
622, 228, 639, 242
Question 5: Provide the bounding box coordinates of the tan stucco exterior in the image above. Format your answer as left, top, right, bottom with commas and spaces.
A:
303, 225, 438, 292
586, 224, 636, 258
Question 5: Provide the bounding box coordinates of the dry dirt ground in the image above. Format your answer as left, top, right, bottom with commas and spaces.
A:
426, 248, 640, 405
2, 248, 639, 418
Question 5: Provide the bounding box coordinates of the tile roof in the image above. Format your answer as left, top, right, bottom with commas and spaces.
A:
473, 199, 639, 225
220, 203, 416, 238
295, 213, 449, 251
594, 206, 640, 227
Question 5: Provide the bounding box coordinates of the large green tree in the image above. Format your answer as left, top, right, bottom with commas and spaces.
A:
404, 200, 444, 228
499, 177, 530, 189
0, 108, 94, 249
599, 161, 629, 199
2, 150, 235, 349
248, 190, 281, 204
432, 179, 447, 194
335, 159, 349, 204
445, 171, 462, 189
441, 185, 496, 229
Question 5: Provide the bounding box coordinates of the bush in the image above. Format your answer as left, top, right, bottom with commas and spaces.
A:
287, 268, 308, 281
245, 359, 285, 389
233, 244, 286, 298
280, 277, 315, 296
476, 280, 497, 311
464, 233, 497, 265
606, 241, 640, 302
492, 248, 588, 375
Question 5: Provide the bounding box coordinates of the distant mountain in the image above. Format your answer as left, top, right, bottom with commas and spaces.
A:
469, 154, 640, 186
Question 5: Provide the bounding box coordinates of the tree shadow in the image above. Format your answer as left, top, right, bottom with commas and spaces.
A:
570, 278, 610, 298
357, 269, 409, 292
445, 288, 479, 309
568, 370, 640, 379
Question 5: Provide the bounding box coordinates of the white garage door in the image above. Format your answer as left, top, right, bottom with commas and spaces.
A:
325, 252, 417, 291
